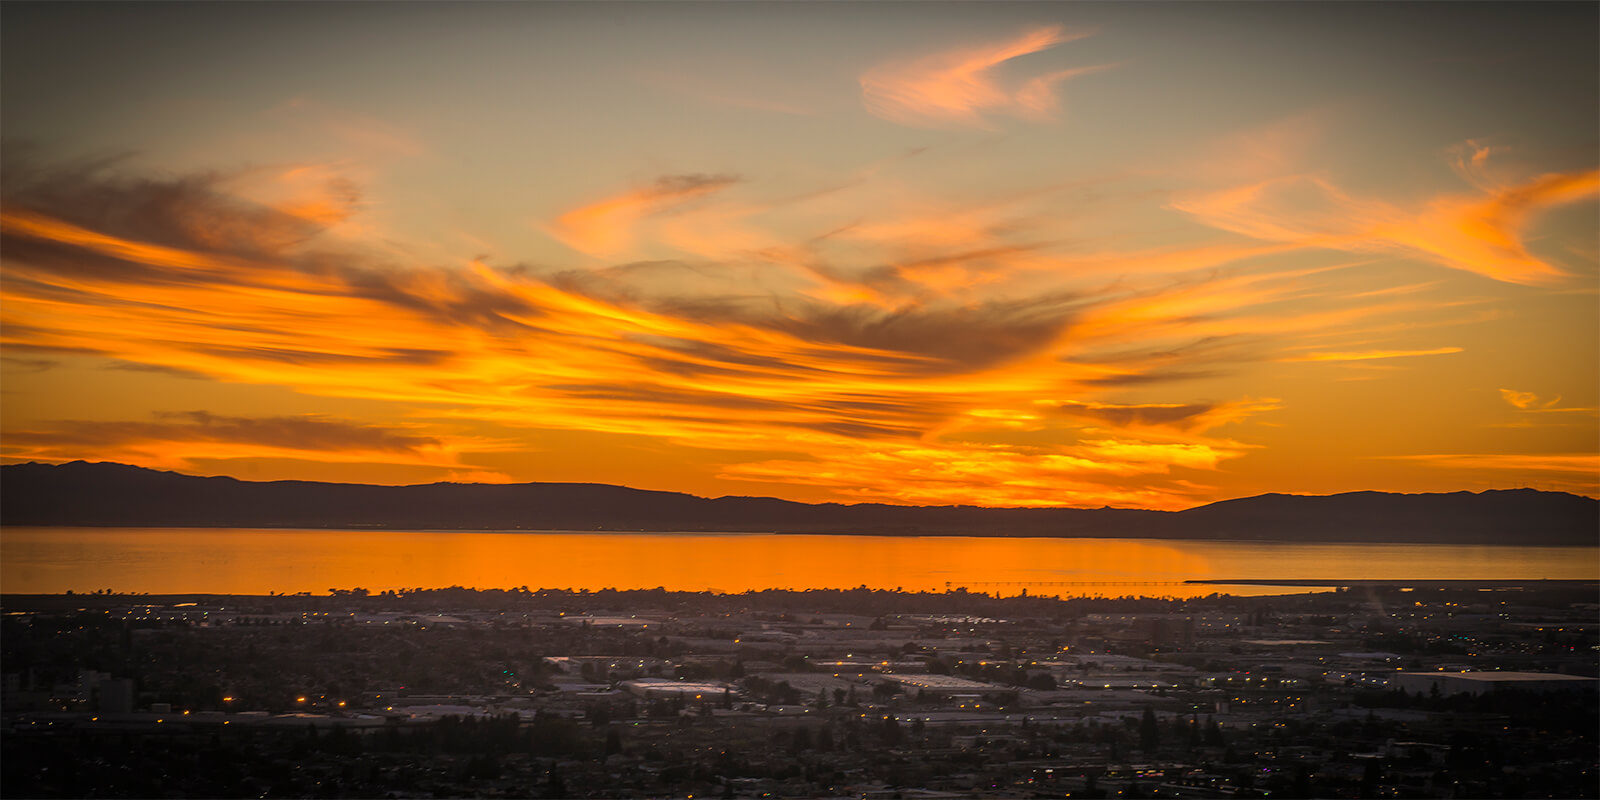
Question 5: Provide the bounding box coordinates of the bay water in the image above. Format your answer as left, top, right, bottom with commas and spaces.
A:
3, 527, 1594, 597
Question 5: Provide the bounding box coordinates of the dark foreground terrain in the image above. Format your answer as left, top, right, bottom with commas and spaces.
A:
3, 584, 1596, 798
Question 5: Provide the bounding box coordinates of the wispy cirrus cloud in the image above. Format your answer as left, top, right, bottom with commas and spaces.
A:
0, 156, 366, 261
1498, 389, 1593, 415
1046, 398, 1282, 433
1500, 388, 1554, 410
719, 436, 1249, 509
3, 152, 1549, 506
2, 411, 507, 472
547, 174, 740, 257
1390, 169, 1599, 286
860, 25, 1113, 129
103, 360, 211, 379
0, 356, 59, 373
1282, 346, 1463, 363
1172, 147, 1599, 286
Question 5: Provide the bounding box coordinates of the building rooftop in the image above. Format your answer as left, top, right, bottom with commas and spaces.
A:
1440, 671, 1594, 683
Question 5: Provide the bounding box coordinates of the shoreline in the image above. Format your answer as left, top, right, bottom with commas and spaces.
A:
6, 578, 1598, 612
5, 523, 1597, 547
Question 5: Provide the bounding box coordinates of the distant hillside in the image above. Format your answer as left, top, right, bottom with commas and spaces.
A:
2, 461, 1594, 545
1170, 490, 1596, 544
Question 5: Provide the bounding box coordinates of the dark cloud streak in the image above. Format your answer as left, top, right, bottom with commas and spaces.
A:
7, 411, 442, 455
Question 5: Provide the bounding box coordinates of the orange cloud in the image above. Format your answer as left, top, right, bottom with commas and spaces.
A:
1065, 264, 1425, 367
1499, 388, 1545, 410
2, 185, 1266, 506
1173, 148, 1600, 286
1282, 346, 1463, 363
1079, 439, 1237, 472
446, 470, 515, 484
1046, 398, 1281, 433
2, 208, 266, 277
1496, 389, 1592, 415
2, 412, 507, 472
720, 437, 1238, 510
1383, 169, 1599, 286
548, 174, 739, 257
860, 25, 1110, 129
232, 164, 364, 231
1448, 139, 1509, 191
4, 156, 1563, 506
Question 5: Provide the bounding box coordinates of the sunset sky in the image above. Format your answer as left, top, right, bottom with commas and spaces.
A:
3, 2, 1596, 510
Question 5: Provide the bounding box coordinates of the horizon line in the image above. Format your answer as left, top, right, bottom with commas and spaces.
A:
5, 459, 1593, 513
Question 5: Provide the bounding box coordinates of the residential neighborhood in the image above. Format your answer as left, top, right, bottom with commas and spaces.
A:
3, 583, 1595, 798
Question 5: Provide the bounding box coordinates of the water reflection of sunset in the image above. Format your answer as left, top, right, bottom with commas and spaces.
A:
5, 529, 1594, 598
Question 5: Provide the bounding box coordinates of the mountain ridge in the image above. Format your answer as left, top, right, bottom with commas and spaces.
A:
2, 460, 1594, 545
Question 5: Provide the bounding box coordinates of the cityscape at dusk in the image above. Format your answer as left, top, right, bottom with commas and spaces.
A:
3, 2, 1595, 509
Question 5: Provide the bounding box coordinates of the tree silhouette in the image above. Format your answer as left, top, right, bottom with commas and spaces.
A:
1139, 708, 1160, 752
880, 715, 902, 746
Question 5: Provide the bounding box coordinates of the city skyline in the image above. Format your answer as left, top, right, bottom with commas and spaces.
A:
3, 2, 1597, 510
